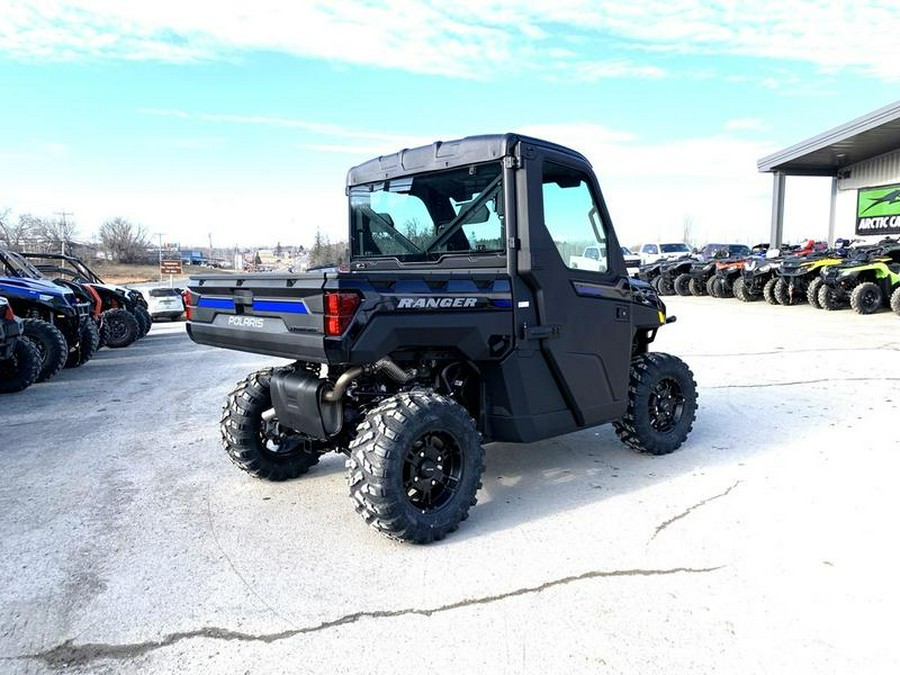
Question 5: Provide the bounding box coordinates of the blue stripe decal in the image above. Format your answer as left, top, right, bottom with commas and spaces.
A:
198, 297, 235, 310
252, 300, 309, 314
490, 298, 513, 308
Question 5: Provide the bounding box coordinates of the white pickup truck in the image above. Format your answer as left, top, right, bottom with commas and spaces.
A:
569, 245, 606, 271
569, 245, 642, 275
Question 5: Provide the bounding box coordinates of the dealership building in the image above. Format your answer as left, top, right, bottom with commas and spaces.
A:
758, 99, 900, 247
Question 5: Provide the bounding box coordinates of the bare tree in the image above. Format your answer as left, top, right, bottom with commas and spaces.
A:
0, 209, 35, 249
99, 217, 150, 263
27, 213, 79, 253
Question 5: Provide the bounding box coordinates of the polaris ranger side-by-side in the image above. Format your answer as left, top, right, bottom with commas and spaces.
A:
187, 134, 698, 543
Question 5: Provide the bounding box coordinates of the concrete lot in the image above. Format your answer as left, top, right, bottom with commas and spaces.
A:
1, 297, 898, 674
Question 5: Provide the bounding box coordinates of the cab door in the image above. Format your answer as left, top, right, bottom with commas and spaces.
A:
514, 144, 633, 427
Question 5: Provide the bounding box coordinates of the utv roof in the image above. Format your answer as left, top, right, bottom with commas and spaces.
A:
347, 133, 591, 185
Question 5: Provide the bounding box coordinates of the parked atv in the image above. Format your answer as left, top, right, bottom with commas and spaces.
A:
773, 240, 851, 307
817, 242, 900, 314
0, 297, 40, 393
23, 252, 150, 347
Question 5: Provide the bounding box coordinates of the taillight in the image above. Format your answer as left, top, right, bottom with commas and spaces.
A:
324, 291, 360, 336
183, 291, 194, 321
2, 303, 14, 321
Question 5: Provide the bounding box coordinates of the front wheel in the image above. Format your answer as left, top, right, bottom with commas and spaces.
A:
762, 277, 779, 305
850, 282, 882, 315
23, 318, 67, 382
102, 308, 139, 348
891, 286, 900, 316
220, 368, 326, 481
806, 277, 824, 308
733, 277, 756, 302
689, 277, 706, 296
818, 283, 844, 311
347, 392, 484, 544
614, 353, 698, 456
673, 273, 692, 296
0, 337, 41, 393
134, 306, 152, 337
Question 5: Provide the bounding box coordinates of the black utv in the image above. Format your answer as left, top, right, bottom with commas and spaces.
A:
187, 134, 699, 544
22, 252, 151, 347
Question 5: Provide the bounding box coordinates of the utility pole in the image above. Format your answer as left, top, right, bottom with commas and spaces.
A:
208, 232, 213, 261
54, 210, 73, 255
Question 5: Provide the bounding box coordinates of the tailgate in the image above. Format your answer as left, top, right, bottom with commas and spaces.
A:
186, 274, 327, 360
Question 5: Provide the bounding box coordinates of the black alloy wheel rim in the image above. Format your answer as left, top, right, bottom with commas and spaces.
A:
862, 289, 878, 311
108, 318, 126, 342
403, 431, 462, 511
648, 377, 686, 433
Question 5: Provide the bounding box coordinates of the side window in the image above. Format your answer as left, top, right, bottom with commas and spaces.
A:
541, 162, 608, 273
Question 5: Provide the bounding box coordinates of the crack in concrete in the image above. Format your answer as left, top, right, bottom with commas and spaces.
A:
708, 377, 900, 389
19, 565, 723, 669
652, 481, 741, 541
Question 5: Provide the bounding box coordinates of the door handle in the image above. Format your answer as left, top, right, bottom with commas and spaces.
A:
523, 323, 561, 340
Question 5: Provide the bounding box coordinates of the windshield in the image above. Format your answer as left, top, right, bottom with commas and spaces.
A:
349, 162, 505, 263
661, 243, 691, 254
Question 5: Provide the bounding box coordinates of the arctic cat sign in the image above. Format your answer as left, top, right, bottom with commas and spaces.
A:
856, 183, 900, 236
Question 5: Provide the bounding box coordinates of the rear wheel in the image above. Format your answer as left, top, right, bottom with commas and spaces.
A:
891, 286, 900, 316
614, 353, 698, 456
763, 277, 779, 305
850, 282, 882, 315
807, 278, 825, 308
220, 368, 326, 481
347, 391, 484, 544
103, 308, 139, 348
673, 273, 692, 296
22, 318, 67, 382
0, 337, 41, 393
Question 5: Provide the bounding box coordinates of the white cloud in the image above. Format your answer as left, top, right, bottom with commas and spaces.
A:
5, 1, 897, 81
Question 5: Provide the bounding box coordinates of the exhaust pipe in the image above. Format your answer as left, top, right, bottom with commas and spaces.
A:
322, 357, 414, 403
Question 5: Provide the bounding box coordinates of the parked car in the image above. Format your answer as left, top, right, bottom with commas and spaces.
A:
143, 287, 185, 321
637, 242, 692, 265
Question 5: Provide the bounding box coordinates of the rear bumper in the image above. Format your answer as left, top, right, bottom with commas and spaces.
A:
187, 321, 327, 362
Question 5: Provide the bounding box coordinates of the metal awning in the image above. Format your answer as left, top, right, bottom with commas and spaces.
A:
758, 99, 900, 246
758, 99, 900, 176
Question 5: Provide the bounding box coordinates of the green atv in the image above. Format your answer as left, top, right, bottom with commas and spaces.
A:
818, 244, 900, 315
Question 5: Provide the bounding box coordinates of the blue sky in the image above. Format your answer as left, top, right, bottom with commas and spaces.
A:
2, 1, 899, 249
